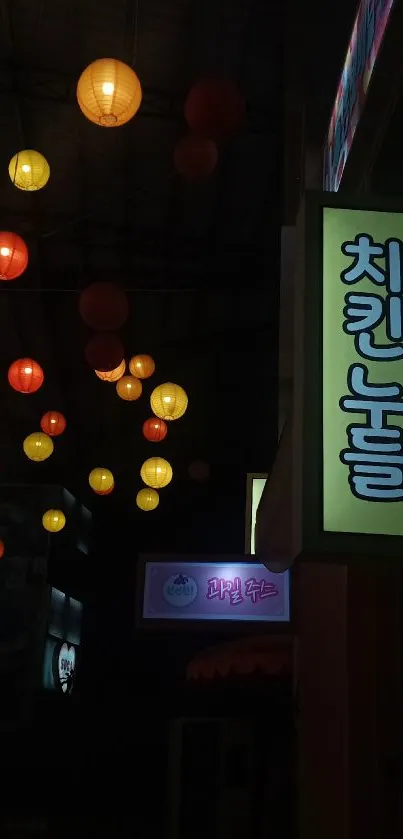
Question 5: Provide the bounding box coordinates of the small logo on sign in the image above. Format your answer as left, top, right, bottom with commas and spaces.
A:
163, 573, 198, 608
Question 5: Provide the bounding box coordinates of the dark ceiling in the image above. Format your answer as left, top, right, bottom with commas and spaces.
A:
0, 0, 282, 552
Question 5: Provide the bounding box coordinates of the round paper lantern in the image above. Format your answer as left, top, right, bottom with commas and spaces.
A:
188, 460, 210, 482
96, 480, 115, 496
116, 375, 142, 401
129, 354, 155, 380
150, 382, 188, 421
174, 134, 218, 181
95, 359, 126, 382
136, 487, 159, 511
42, 509, 66, 533
8, 358, 44, 394
185, 79, 245, 141
77, 58, 142, 127
23, 432, 54, 462
0, 540, 4, 559
89, 467, 114, 494
142, 416, 168, 443
79, 282, 129, 330
9, 149, 50, 191
140, 457, 173, 489
85, 333, 124, 372
40, 411, 66, 437
0, 232, 28, 281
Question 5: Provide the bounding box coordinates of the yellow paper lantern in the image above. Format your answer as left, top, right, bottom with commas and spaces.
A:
89, 467, 114, 493
116, 375, 142, 401
136, 488, 159, 511
140, 457, 173, 489
129, 354, 155, 379
77, 58, 142, 127
9, 149, 50, 191
42, 509, 66, 533
150, 382, 188, 421
95, 359, 126, 382
23, 432, 54, 462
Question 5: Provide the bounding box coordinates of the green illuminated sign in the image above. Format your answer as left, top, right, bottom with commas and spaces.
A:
323, 207, 403, 536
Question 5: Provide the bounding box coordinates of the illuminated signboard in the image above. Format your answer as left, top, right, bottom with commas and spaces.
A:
324, 0, 394, 193
43, 587, 82, 693
245, 473, 267, 554
323, 205, 403, 536
141, 557, 290, 623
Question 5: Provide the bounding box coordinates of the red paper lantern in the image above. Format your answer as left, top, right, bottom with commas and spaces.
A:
40, 411, 66, 437
174, 134, 218, 182
0, 540, 4, 559
0, 231, 29, 281
142, 417, 168, 443
8, 358, 44, 394
184, 79, 245, 141
85, 333, 124, 372
79, 282, 129, 330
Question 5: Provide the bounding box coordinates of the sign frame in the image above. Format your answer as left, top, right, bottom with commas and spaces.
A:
136, 554, 292, 633
297, 191, 403, 558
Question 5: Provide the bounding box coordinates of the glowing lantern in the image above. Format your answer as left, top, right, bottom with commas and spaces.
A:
96, 481, 115, 496
77, 58, 142, 127
40, 411, 66, 437
85, 332, 124, 372
89, 467, 114, 494
95, 359, 126, 382
79, 282, 129, 330
0, 232, 28, 280
0, 540, 4, 558
116, 375, 142, 401
23, 432, 54, 462
42, 509, 66, 533
129, 354, 155, 380
174, 134, 218, 181
140, 457, 173, 489
150, 382, 188, 421
142, 416, 168, 443
185, 79, 245, 141
9, 150, 50, 191
136, 488, 159, 511
8, 358, 44, 394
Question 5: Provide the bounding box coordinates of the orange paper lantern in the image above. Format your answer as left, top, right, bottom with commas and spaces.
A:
85, 333, 124, 372
142, 417, 168, 443
116, 375, 142, 401
174, 134, 218, 181
77, 58, 142, 127
95, 359, 126, 382
0, 231, 28, 281
40, 411, 66, 437
129, 354, 155, 380
185, 79, 245, 141
8, 358, 44, 394
79, 282, 129, 330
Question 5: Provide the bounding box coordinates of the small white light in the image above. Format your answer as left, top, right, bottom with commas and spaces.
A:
24, 367, 32, 374
156, 467, 161, 474
50, 418, 56, 424
0, 247, 10, 257
102, 81, 115, 95
21, 163, 31, 173
164, 396, 171, 403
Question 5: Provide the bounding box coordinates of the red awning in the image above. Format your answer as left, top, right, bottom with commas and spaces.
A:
187, 634, 293, 680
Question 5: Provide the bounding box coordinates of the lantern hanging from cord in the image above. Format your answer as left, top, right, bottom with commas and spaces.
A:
0, 232, 28, 281
142, 416, 168, 443
95, 359, 126, 382
85, 333, 124, 372
140, 457, 173, 489
42, 509, 66, 533
116, 375, 142, 401
8, 358, 44, 394
9, 149, 50, 191
174, 134, 218, 181
129, 354, 155, 380
136, 488, 159, 511
184, 79, 245, 141
79, 282, 129, 330
150, 382, 188, 421
40, 411, 66, 437
77, 58, 142, 127
23, 432, 54, 462
89, 467, 114, 494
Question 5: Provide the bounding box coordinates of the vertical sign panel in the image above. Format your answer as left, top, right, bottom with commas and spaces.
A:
323, 206, 403, 535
